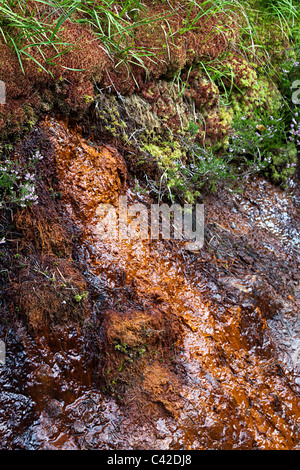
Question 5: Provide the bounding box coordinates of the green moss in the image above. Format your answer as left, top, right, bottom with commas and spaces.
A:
143, 141, 183, 169
23, 103, 39, 130
231, 75, 282, 118
74, 291, 88, 303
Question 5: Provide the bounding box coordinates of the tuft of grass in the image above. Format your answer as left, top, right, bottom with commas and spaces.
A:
0, 1, 298, 79
0, 1, 252, 76
0, 0, 74, 75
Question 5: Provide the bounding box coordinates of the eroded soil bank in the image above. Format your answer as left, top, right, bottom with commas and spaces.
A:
0, 116, 299, 449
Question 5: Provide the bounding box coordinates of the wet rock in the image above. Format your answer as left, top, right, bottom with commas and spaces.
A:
45, 400, 64, 418
0, 392, 35, 449
72, 421, 86, 435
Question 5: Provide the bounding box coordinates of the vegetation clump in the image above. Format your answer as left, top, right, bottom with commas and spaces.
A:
0, 0, 299, 203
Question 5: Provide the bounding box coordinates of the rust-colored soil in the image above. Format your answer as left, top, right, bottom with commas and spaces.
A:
1, 117, 297, 449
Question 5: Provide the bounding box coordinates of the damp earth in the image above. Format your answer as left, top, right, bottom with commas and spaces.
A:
0, 117, 299, 450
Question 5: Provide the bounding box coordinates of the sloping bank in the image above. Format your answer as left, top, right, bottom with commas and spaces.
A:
0, 0, 299, 449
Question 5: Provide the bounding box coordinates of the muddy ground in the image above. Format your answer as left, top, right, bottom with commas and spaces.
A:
0, 115, 299, 450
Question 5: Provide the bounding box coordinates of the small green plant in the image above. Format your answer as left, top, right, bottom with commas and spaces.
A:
114, 342, 128, 353
113, 340, 147, 362
0, 149, 43, 210
74, 291, 88, 302
84, 94, 94, 104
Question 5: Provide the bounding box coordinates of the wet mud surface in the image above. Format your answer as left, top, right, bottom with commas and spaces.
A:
0, 116, 299, 449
